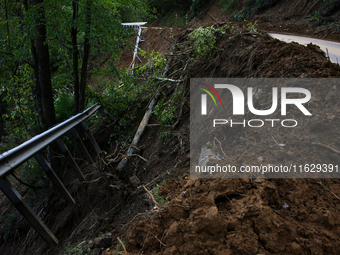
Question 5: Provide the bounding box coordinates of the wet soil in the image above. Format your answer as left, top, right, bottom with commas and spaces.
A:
1, 1, 340, 255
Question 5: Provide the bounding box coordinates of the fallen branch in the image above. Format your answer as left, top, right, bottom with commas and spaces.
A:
152, 233, 167, 247
272, 136, 283, 149
312, 142, 340, 154
141, 185, 159, 207
151, 77, 183, 83
144, 175, 162, 187
128, 154, 148, 162
81, 177, 102, 184
117, 237, 128, 254
171, 88, 187, 129
318, 182, 340, 201
129, 212, 145, 224
117, 42, 178, 171
117, 92, 159, 171
214, 137, 227, 159
169, 51, 192, 56
162, 35, 174, 44
207, 12, 218, 22
105, 203, 121, 215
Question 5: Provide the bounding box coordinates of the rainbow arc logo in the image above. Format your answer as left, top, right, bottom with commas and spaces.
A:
197, 82, 222, 115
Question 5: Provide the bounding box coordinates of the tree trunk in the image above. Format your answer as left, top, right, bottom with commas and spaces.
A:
23, 0, 46, 131
72, 0, 80, 114
31, 42, 46, 130
79, 0, 92, 112
5, 0, 11, 47
32, 0, 56, 129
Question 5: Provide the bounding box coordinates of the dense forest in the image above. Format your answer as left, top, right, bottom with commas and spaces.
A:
1, 0, 138, 148
0, 0, 207, 153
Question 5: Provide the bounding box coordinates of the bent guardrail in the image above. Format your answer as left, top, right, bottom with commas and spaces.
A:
122, 22, 147, 71
0, 104, 102, 246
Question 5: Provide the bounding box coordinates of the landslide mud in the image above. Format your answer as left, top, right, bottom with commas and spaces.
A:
104, 28, 340, 255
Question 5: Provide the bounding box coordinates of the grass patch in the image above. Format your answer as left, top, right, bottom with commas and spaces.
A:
152, 180, 168, 205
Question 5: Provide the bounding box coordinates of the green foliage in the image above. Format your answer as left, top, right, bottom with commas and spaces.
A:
188, 26, 229, 59
233, 9, 246, 21
62, 241, 94, 255
145, 0, 207, 23
137, 50, 167, 76
153, 85, 183, 142
190, 0, 206, 12
1, 212, 17, 240
246, 0, 266, 6
0, 133, 21, 153
146, 0, 190, 15
88, 67, 158, 143
54, 89, 75, 123
218, 0, 265, 16
216, 0, 236, 13
21, 158, 48, 188
153, 96, 175, 127
152, 181, 168, 205
0, 63, 38, 145
159, 11, 189, 27
245, 21, 260, 34
119, 1, 149, 22
188, 27, 217, 59
154, 88, 182, 127
0, 0, 147, 154
115, 239, 124, 254
308, 11, 320, 21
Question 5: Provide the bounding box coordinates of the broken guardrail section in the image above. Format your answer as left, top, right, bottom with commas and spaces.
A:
0, 104, 102, 246
121, 22, 147, 71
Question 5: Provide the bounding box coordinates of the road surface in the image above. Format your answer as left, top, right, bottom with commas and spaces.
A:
269, 33, 340, 64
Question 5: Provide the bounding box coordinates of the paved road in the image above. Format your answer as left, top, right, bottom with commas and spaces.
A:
269, 33, 340, 64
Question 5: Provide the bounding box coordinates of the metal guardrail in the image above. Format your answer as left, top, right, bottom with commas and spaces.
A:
122, 22, 147, 71
0, 104, 102, 247
0, 104, 100, 178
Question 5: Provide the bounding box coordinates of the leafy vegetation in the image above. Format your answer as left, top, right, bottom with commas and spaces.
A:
0, 212, 17, 240
216, 0, 237, 13
217, 0, 266, 18
308, 11, 321, 21
154, 86, 183, 142
0, 0, 147, 147
115, 239, 124, 254
88, 50, 168, 143
146, 0, 205, 16
233, 9, 246, 21
245, 21, 260, 34
62, 241, 94, 255
189, 27, 217, 59
188, 25, 234, 59
152, 180, 168, 205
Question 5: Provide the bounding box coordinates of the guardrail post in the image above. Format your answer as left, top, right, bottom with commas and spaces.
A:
81, 121, 101, 155
71, 128, 94, 164
0, 178, 59, 246
56, 138, 86, 181
34, 153, 75, 205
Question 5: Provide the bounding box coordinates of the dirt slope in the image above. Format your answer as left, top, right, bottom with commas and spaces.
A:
103, 27, 340, 255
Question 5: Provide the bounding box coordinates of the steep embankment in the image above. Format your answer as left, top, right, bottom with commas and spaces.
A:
102, 25, 340, 255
